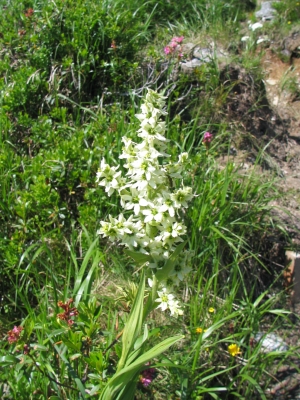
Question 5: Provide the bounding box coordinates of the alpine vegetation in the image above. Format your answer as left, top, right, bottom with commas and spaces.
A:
96, 89, 194, 316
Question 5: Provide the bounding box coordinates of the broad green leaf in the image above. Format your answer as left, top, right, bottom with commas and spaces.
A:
116, 271, 145, 372
124, 249, 152, 265
101, 334, 184, 400
31, 344, 48, 351
0, 355, 20, 366
134, 324, 148, 350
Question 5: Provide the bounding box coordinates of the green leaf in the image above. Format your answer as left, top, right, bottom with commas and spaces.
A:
134, 324, 148, 350
116, 271, 145, 372
240, 374, 267, 400
124, 249, 152, 265
268, 309, 291, 315
73, 237, 101, 305
155, 241, 187, 281
53, 343, 87, 398
31, 344, 49, 351
101, 334, 184, 400
0, 355, 20, 366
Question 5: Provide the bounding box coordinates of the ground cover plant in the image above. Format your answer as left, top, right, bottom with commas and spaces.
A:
0, 0, 299, 399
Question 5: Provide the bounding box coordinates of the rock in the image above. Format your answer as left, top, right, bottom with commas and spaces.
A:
193, 47, 214, 62
283, 31, 300, 53
180, 58, 203, 73
254, 332, 288, 352
179, 44, 229, 73
255, 1, 279, 21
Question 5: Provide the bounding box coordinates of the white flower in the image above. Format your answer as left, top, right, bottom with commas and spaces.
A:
120, 188, 148, 215
155, 287, 175, 312
158, 198, 176, 218
119, 137, 137, 161
142, 203, 164, 223
249, 22, 263, 31
241, 36, 250, 42
121, 220, 145, 249
155, 287, 183, 316
96, 159, 122, 196
178, 152, 188, 163
169, 300, 184, 317
171, 187, 193, 208
171, 262, 192, 281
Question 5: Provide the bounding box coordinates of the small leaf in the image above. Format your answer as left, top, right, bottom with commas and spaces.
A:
155, 241, 187, 281
0, 355, 20, 366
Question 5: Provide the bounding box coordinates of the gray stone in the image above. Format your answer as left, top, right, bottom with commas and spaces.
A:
179, 44, 230, 74
283, 32, 300, 53
193, 47, 214, 62
254, 332, 288, 353
255, 1, 279, 21
180, 58, 203, 73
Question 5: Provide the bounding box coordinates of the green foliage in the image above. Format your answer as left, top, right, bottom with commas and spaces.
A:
0, 0, 298, 398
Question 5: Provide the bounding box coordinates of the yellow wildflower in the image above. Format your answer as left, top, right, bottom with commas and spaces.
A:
195, 327, 203, 334
228, 343, 241, 357
208, 307, 215, 313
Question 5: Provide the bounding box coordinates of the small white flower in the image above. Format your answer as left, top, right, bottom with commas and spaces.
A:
158, 198, 176, 218
155, 287, 175, 312
171, 187, 193, 208
120, 188, 148, 215
142, 204, 164, 223
241, 36, 250, 42
249, 22, 263, 31
169, 300, 184, 317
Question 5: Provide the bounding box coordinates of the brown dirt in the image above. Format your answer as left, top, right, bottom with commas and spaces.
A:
218, 46, 300, 399
219, 51, 300, 250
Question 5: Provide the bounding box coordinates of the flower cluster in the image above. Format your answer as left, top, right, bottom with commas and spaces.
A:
7, 326, 23, 344
25, 8, 34, 18
57, 298, 79, 326
203, 132, 213, 144
203, 132, 213, 151
164, 36, 184, 58
97, 89, 194, 314
139, 365, 157, 387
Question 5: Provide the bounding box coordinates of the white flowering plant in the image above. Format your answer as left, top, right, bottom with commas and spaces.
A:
97, 89, 193, 399
97, 89, 193, 310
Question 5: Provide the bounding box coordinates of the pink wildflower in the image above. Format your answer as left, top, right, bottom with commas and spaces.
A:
164, 36, 184, 58
7, 326, 23, 344
139, 366, 157, 387
172, 36, 184, 44
164, 46, 172, 55
203, 132, 213, 144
